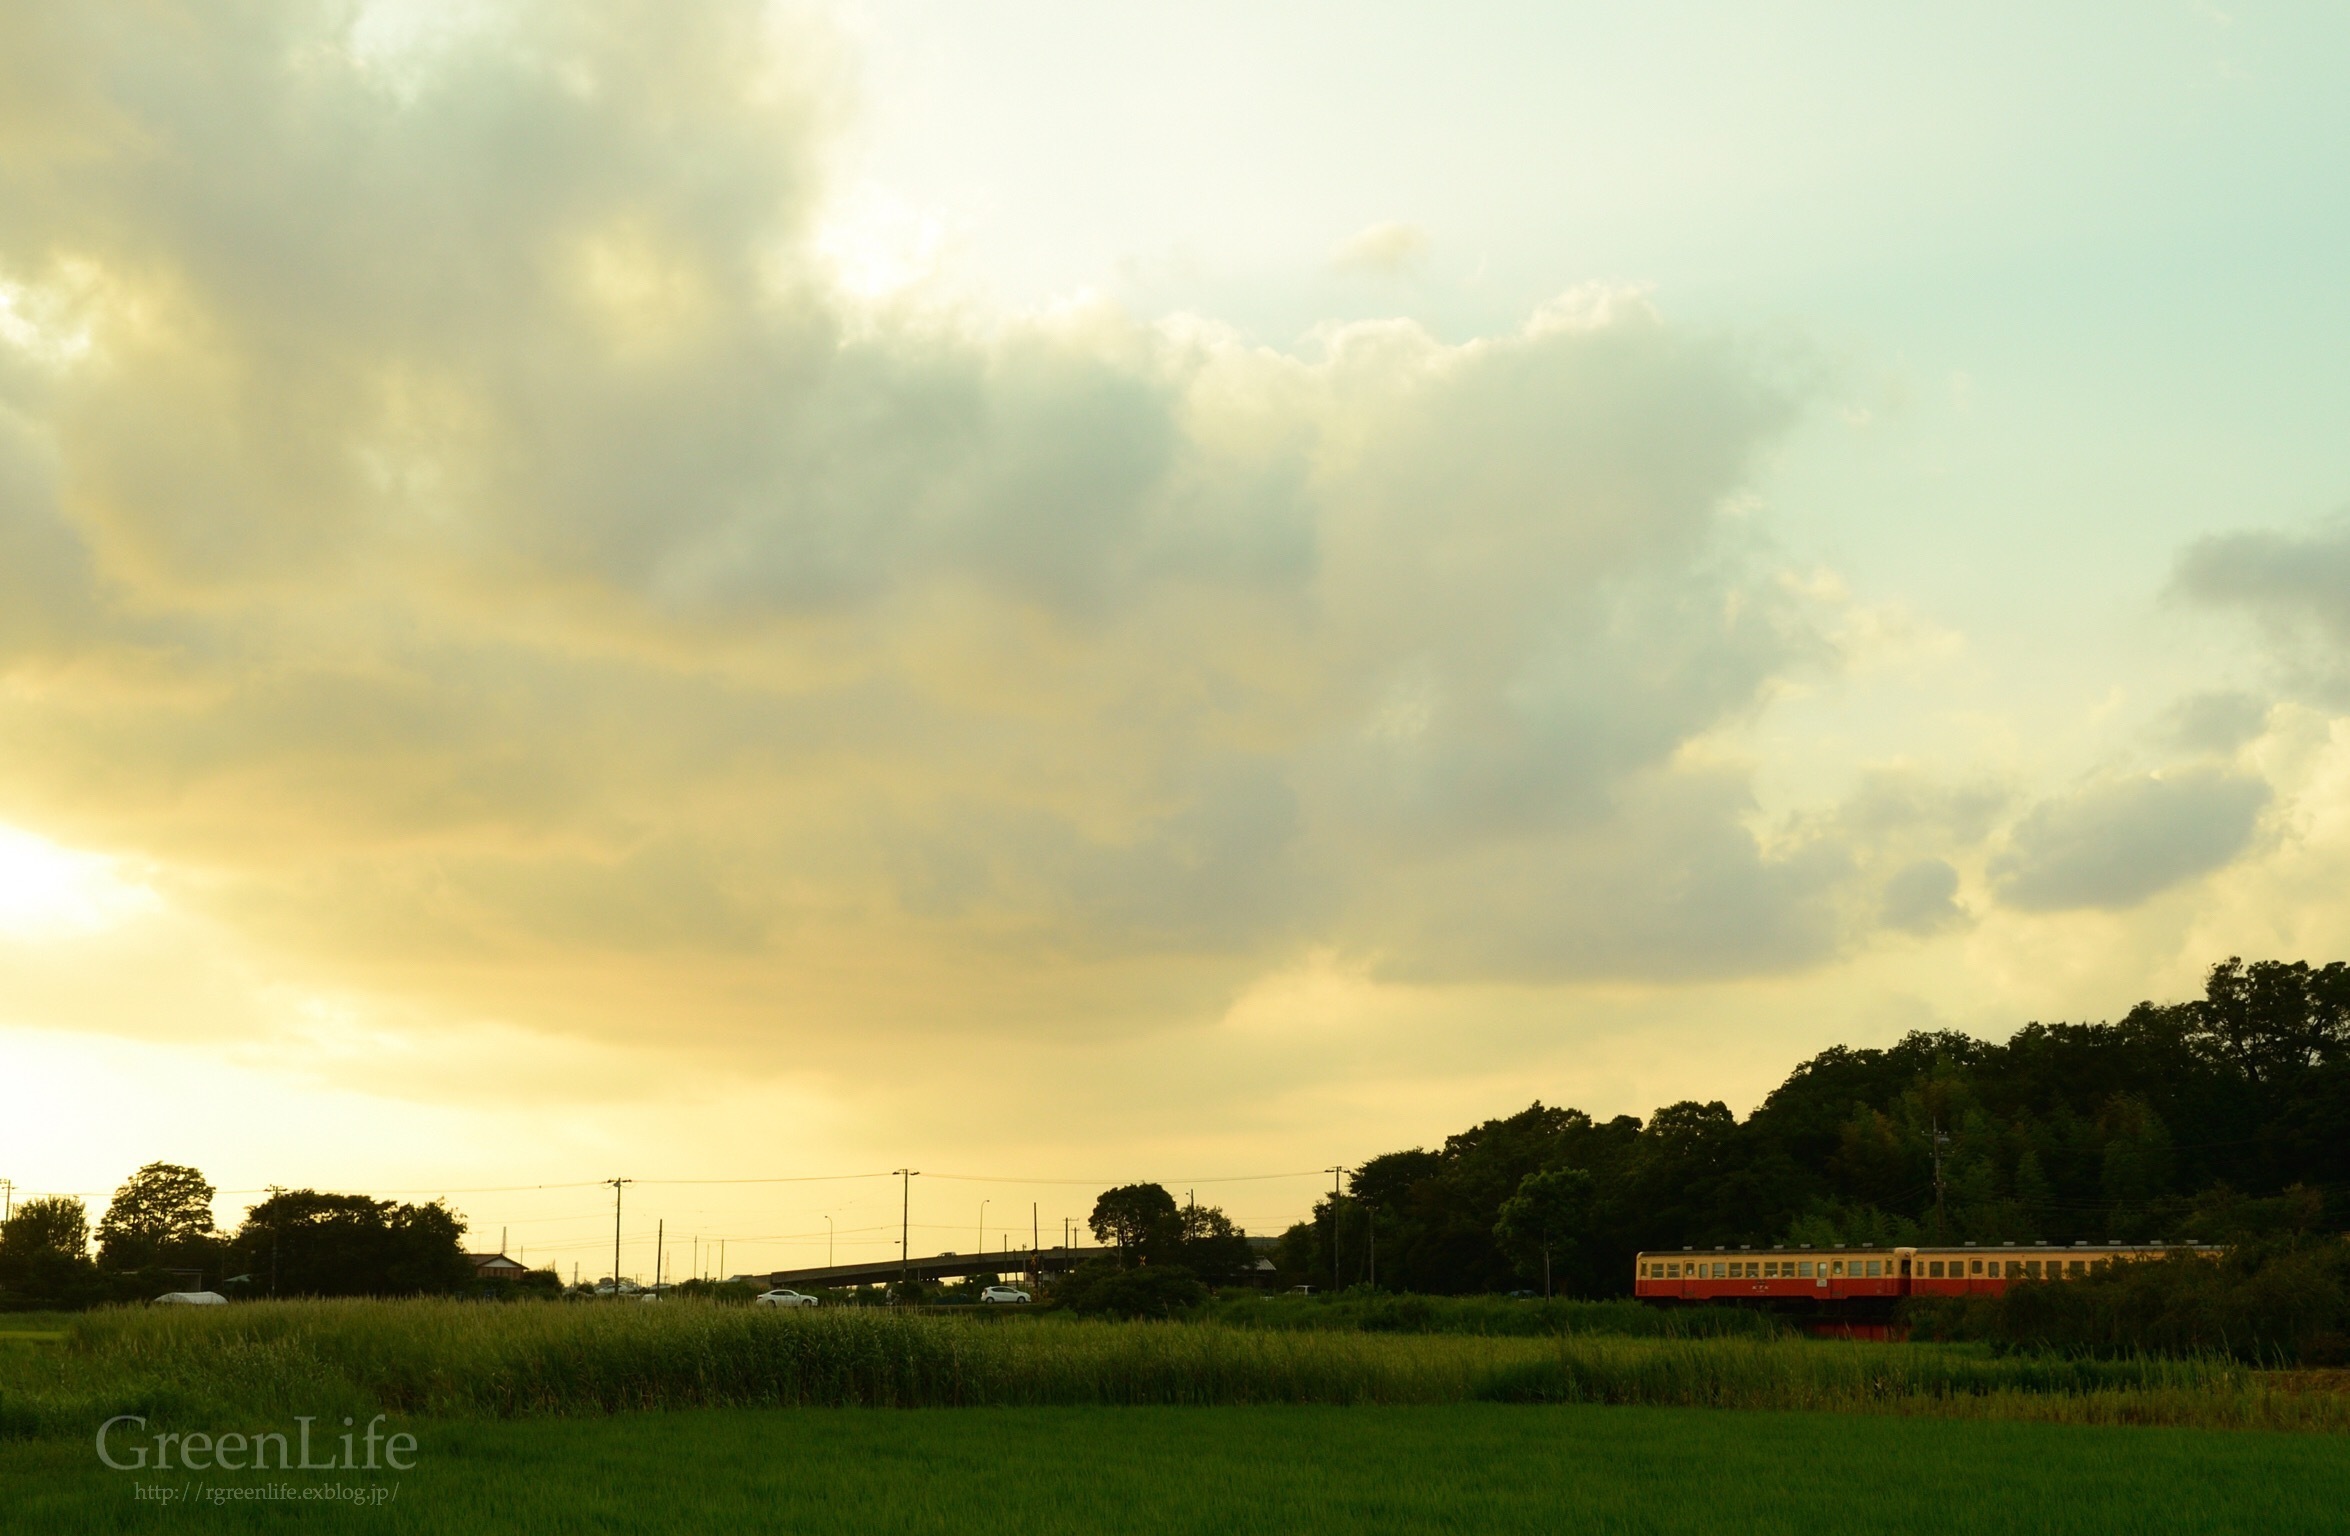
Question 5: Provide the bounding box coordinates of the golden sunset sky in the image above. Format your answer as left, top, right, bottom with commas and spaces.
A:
3, 0, 2348, 1278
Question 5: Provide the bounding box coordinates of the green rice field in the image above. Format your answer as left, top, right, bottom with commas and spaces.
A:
5, 1403, 2347, 1534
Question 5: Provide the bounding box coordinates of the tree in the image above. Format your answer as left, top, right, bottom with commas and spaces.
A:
2193, 957, 2350, 1086
1493, 1167, 1593, 1298
95, 1163, 220, 1273
1, 1196, 88, 1261
1089, 1184, 1181, 1265
0, 1196, 104, 1311
1176, 1202, 1257, 1284
226, 1191, 472, 1297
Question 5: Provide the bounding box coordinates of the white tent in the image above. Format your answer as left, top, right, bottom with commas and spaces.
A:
151, 1291, 228, 1306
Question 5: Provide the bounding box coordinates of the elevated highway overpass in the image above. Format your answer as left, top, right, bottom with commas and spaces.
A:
749, 1245, 1112, 1290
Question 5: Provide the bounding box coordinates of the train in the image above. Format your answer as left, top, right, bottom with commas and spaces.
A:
1633, 1241, 2221, 1310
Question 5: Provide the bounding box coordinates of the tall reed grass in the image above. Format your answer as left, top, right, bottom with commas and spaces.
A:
1, 1301, 2341, 1439
1203, 1292, 1781, 1338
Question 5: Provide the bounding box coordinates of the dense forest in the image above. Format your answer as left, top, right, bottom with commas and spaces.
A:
1282, 957, 2350, 1298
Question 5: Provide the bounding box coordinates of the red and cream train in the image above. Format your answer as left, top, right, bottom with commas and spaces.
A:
1633, 1242, 2220, 1306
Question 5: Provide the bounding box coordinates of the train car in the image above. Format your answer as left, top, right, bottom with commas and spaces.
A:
1632, 1241, 2219, 1310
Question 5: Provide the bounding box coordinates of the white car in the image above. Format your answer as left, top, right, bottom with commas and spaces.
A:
754, 1288, 820, 1308
979, 1284, 1031, 1304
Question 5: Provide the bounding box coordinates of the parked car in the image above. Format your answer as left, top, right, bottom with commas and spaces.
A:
979, 1285, 1031, 1304
1286, 1285, 1316, 1296
754, 1288, 821, 1308
152, 1291, 228, 1306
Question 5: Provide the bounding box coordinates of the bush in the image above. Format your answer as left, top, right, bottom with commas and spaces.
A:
1056, 1262, 1208, 1319
1901, 1240, 2350, 1364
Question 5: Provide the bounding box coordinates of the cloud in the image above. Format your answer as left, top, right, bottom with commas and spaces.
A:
1329, 222, 1429, 276
2175, 516, 2350, 700
1881, 858, 1965, 935
1988, 768, 2269, 912
0, 0, 1869, 1061
2161, 689, 2270, 755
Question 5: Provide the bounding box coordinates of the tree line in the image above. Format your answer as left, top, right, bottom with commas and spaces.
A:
1277, 957, 2350, 1298
10, 955, 2343, 1315
0, 1164, 486, 1308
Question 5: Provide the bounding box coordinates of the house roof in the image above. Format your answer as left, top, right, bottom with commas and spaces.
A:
466, 1252, 531, 1272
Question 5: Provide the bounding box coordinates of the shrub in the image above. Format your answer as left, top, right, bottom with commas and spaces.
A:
1057, 1263, 1208, 1319
1901, 1240, 2350, 1364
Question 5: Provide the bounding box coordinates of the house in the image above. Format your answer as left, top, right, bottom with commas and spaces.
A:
467, 1252, 532, 1280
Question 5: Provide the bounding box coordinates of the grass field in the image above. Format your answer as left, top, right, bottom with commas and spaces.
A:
1201, 1291, 1785, 1337
5, 1402, 2346, 1534
5, 1300, 2346, 1434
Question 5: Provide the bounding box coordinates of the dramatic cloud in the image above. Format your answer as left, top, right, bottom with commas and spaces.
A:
1988, 769, 2270, 913
0, 0, 1868, 1059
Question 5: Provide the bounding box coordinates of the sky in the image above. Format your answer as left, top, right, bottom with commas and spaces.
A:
2, 0, 2348, 1280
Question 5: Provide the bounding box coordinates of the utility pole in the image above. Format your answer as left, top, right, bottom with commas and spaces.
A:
825, 1215, 834, 1270
978, 1199, 988, 1257
1930, 1119, 1950, 1243
894, 1169, 919, 1298
655, 1219, 664, 1290
720, 1239, 726, 1282
606, 1177, 632, 1292
1, 1178, 12, 1222
266, 1185, 285, 1296
1326, 1166, 1345, 1289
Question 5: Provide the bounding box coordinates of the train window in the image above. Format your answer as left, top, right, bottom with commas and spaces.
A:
1713, 1263, 1726, 1278
1829, 1261, 1843, 1276
2024, 1261, 2040, 1277
1970, 1260, 1983, 1275
1798, 1261, 1814, 1277
1865, 1260, 1882, 1277
1988, 1261, 2002, 1277
1927, 1261, 1943, 1277
1768, 1262, 1783, 1278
